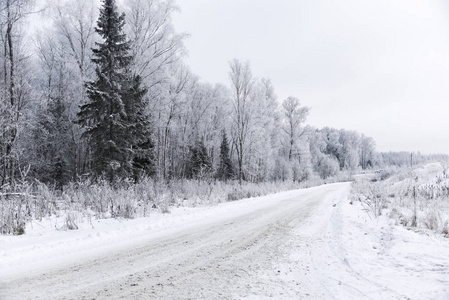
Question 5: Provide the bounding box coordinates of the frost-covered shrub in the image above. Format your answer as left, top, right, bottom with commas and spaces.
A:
227, 190, 242, 201
272, 157, 292, 181
423, 211, 440, 230
33, 181, 57, 220
2, 164, 351, 234
292, 160, 311, 183
0, 181, 33, 235
317, 156, 339, 179
64, 211, 79, 230
442, 221, 449, 236
0, 193, 27, 235
380, 170, 392, 181
158, 195, 171, 214
351, 180, 387, 218
351, 162, 449, 235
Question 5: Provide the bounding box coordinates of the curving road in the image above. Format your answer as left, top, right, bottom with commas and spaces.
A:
1, 183, 350, 299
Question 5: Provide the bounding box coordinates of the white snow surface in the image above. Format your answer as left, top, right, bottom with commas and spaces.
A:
1, 182, 449, 299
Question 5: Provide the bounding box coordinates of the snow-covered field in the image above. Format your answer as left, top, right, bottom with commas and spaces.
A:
352, 162, 449, 239
1, 181, 449, 299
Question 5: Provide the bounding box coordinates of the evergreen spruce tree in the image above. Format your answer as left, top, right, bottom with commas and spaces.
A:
47, 96, 72, 188
33, 96, 72, 188
122, 75, 156, 181
188, 139, 212, 180
216, 131, 235, 181
78, 0, 151, 182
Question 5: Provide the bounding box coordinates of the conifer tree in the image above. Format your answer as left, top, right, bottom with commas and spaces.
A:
46, 96, 73, 188
216, 131, 235, 181
122, 75, 155, 181
188, 139, 212, 180
31, 96, 73, 188
78, 0, 148, 182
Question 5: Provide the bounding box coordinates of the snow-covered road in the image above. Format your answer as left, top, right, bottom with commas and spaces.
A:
1, 183, 346, 299
1, 182, 449, 299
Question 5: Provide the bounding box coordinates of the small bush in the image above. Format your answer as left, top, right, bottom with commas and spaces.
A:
380, 170, 392, 181
442, 221, 449, 236
65, 212, 79, 230
227, 190, 243, 201
423, 212, 440, 231
0, 183, 33, 235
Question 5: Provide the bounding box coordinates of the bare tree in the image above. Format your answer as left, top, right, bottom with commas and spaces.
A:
179, 82, 232, 178
281, 96, 310, 161
51, 0, 97, 177
154, 62, 191, 179
125, 0, 185, 84
53, 0, 96, 81
244, 78, 280, 182
0, 0, 35, 186
30, 30, 80, 186
229, 59, 254, 185
360, 135, 376, 169
124, 0, 187, 180
339, 130, 360, 172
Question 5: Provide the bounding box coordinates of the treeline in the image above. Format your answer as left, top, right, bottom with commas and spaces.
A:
377, 152, 449, 168
0, 0, 447, 190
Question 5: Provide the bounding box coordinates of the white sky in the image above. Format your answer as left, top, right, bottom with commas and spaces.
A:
172, 0, 449, 154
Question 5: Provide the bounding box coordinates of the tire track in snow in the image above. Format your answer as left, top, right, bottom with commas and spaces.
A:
1, 183, 349, 300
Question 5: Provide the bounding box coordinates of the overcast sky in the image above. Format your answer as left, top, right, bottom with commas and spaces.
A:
172, 0, 449, 154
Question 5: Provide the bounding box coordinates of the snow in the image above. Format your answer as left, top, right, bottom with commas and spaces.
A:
1, 181, 449, 299
325, 192, 449, 299
0, 191, 283, 280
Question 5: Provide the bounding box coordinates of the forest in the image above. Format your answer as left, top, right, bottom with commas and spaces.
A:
1, 0, 447, 234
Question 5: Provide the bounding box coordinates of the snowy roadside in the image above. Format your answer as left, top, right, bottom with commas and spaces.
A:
243, 179, 449, 299
0, 187, 310, 281
1, 181, 449, 299
320, 175, 449, 299
1, 183, 350, 299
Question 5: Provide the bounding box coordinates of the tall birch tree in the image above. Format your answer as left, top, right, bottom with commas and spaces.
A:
229, 59, 253, 185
